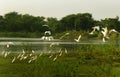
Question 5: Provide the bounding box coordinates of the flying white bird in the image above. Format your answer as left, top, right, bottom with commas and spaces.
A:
60, 32, 69, 39
74, 35, 81, 42
101, 27, 119, 42
101, 27, 109, 42
89, 26, 100, 35
109, 29, 119, 34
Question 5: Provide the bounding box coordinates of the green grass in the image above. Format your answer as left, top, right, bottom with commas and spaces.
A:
0, 42, 120, 77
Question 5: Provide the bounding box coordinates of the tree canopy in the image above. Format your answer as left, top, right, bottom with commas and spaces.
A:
0, 11, 120, 36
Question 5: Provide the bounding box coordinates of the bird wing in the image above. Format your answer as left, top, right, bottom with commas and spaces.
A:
78, 35, 81, 41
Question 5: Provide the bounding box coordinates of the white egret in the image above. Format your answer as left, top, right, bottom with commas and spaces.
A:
53, 55, 58, 62
4, 52, 8, 58
28, 55, 37, 63
17, 53, 22, 59
49, 54, 53, 59
101, 27, 118, 42
12, 57, 16, 63
109, 29, 119, 34
7, 51, 11, 55
45, 31, 51, 35
39, 53, 43, 57
29, 53, 32, 57
1, 51, 5, 55
6, 42, 14, 48
3, 51, 11, 58
58, 48, 62, 53
20, 57, 24, 60
60, 32, 69, 39
48, 50, 51, 54
59, 51, 62, 56
101, 27, 109, 42
31, 55, 37, 60
48, 36, 54, 41
22, 49, 25, 54
49, 42, 59, 47
41, 31, 54, 41
74, 35, 81, 42
23, 55, 28, 60
32, 50, 35, 54
65, 48, 68, 54
7, 44, 9, 48
89, 26, 100, 35
28, 60, 32, 63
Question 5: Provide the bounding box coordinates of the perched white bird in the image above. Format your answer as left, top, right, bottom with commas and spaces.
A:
28, 55, 37, 63
74, 35, 81, 42
23, 55, 28, 60
49, 54, 53, 59
17, 53, 22, 59
20, 57, 24, 60
58, 48, 62, 53
48, 36, 54, 41
59, 51, 63, 56
102, 37, 106, 43
4, 52, 8, 58
12, 57, 16, 63
53, 55, 58, 61
48, 50, 51, 54
1, 51, 5, 55
6, 42, 14, 48
7, 44, 9, 48
45, 31, 51, 35
32, 50, 35, 54
31, 55, 37, 60
39, 53, 43, 57
65, 48, 68, 54
89, 26, 100, 35
28, 60, 32, 63
29, 53, 32, 57
22, 49, 25, 54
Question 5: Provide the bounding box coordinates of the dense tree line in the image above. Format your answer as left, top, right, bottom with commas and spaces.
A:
0, 12, 120, 36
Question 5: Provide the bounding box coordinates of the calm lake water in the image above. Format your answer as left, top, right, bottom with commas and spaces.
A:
0, 37, 118, 53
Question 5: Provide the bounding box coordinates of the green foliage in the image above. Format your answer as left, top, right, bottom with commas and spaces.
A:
0, 12, 120, 37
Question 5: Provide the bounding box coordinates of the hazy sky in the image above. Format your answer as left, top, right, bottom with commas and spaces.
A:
0, 0, 120, 20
